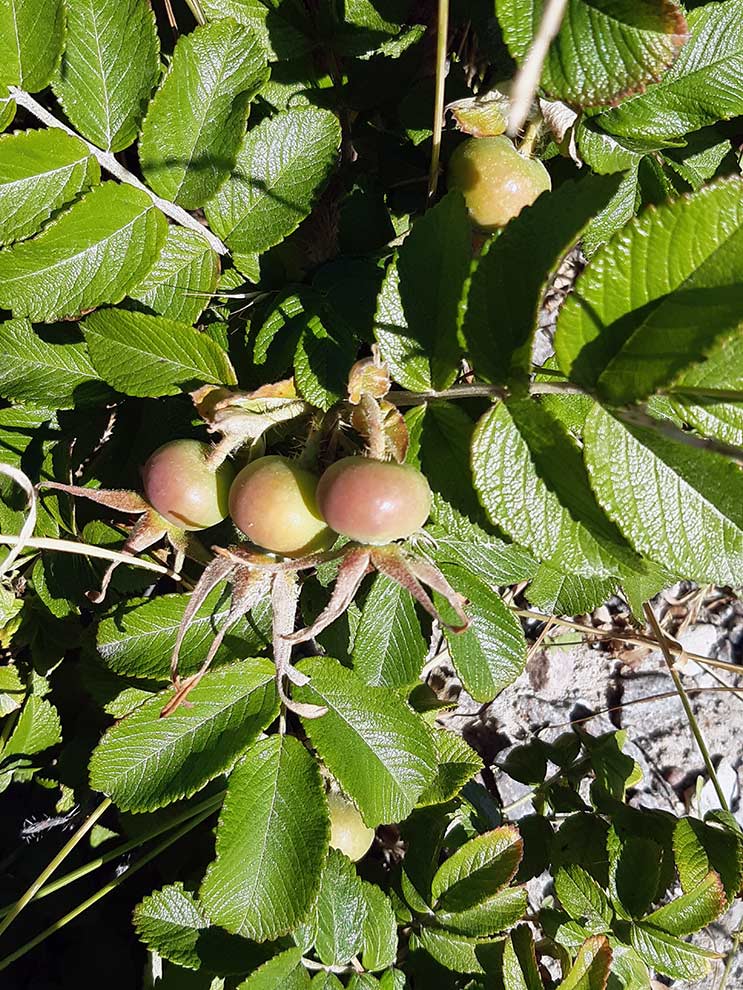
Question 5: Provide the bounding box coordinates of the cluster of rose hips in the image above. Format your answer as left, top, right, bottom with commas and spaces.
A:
141, 439, 432, 553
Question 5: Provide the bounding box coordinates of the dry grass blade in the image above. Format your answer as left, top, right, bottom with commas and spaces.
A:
507, 0, 569, 137
0, 464, 37, 577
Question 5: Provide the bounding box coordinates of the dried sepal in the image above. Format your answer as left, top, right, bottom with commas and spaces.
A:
347, 355, 390, 404
283, 547, 372, 644
405, 554, 470, 632
349, 394, 409, 463
169, 554, 235, 683
41, 481, 151, 515
87, 509, 169, 604
272, 571, 327, 719
448, 90, 509, 137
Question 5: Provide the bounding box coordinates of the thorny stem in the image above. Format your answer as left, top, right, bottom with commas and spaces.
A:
387, 380, 584, 404
0, 534, 182, 581
0, 791, 225, 919
427, 0, 450, 201
10, 88, 227, 255
0, 798, 112, 941
507, 0, 569, 137
644, 603, 730, 812
0, 803, 217, 973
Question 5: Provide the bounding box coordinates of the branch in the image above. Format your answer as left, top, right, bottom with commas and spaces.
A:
10, 87, 228, 256
507, 0, 569, 138
617, 406, 743, 466
387, 379, 586, 406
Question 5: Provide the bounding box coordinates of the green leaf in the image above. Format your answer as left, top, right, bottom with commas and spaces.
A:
581, 167, 640, 258
127, 227, 220, 325
596, 0, 743, 141
472, 400, 635, 579
311, 975, 344, 990
52, 0, 160, 151
0, 664, 24, 716
555, 935, 611, 990
428, 498, 537, 587
238, 948, 311, 990
0, 695, 61, 781
396, 191, 470, 390
360, 882, 397, 972
418, 928, 503, 975
673, 817, 743, 905
294, 657, 437, 827
503, 926, 544, 990
662, 128, 733, 192
0, 0, 64, 92
496, 0, 687, 108
373, 260, 432, 393
311, 849, 366, 966
293, 311, 356, 411
200, 734, 328, 942
670, 332, 743, 446
133, 883, 273, 974
555, 177, 743, 405
432, 827, 523, 911
629, 923, 718, 981
414, 402, 484, 523
200, 0, 313, 60
83, 308, 236, 397
0, 182, 168, 321
642, 871, 725, 936
97, 588, 269, 681
0, 318, 105, 408
435, 563, 526, 703
418, 730, 483, 807
584, 403, 743, 584
461, 175, 622, 384
608, 832, 661, 920
0, 129, 99, 245
88, 658, 278, 811
204, 108, 341, 254
140, 19, 268, 208
527, 563, 617, 616
352, 574, 426, 689
438, 886, 528, 938
554, 866, 612, 933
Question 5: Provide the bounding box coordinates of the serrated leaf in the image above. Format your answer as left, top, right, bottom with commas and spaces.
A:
373, 260, 432, 393
554, 866, 612, 933
0, 318, 106, 407
0, 695, 61, 778
88, 658, 278, 811
238, 948, 311, 990
629, 923, 718, 981
674, 817, 743, 905
53, 0, 160, 151
127, 227, 220, 325
0, 129, 99, 245
434, 563, 526, 703
418, 928, 503, 975
642, 871, 725, 936
414, 402, 484, 523
555, 177, 743, 405
310, 974, 344, 990
527, 563, 616, 616
0, 182, 168, 321
584, 403, 743, 584
205, 108, 341, 254
293, 311, 356, 411
428, 498, 537, 587
0, 0, 64, 92
396, 191, 470, 390
200, 0, 313, 60
360, 882, 397, 972
418, 730, 483, 807
555, 935, 611, 990
608, 832, 661, 920
670, 332, 743, 447
503, 926, 544, 990
294, 657, 437, 827
471, 400, 635, 579
596, 0, 743, 141
140, 19, 268, 208
0, 665, 24, 716
97, 588, 270, 681
496, 0, 687, 108
83, 308, 236, 397
200, 735, 328, 942
433, 827, 523, 911
461, 175, 622, 385
438, 885, 528, 937
352, 574, 426, 689
310, 849, 366, 966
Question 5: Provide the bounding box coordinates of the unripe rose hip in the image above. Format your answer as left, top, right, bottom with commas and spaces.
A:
316, 456, 431, 545
448, 135, 551, 231
327, 792, 375, 862
142, 439, 234, 531
229, 455, 333, 557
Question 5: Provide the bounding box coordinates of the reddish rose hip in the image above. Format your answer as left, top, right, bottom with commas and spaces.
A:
316, 456, 431, 545
229, 455, 333, 557
142, 439, 234, 530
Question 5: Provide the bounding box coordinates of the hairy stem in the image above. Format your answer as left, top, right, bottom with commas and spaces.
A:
427, 0, 450, 201
10, 88, 227, 256
0, 798, 111, 940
